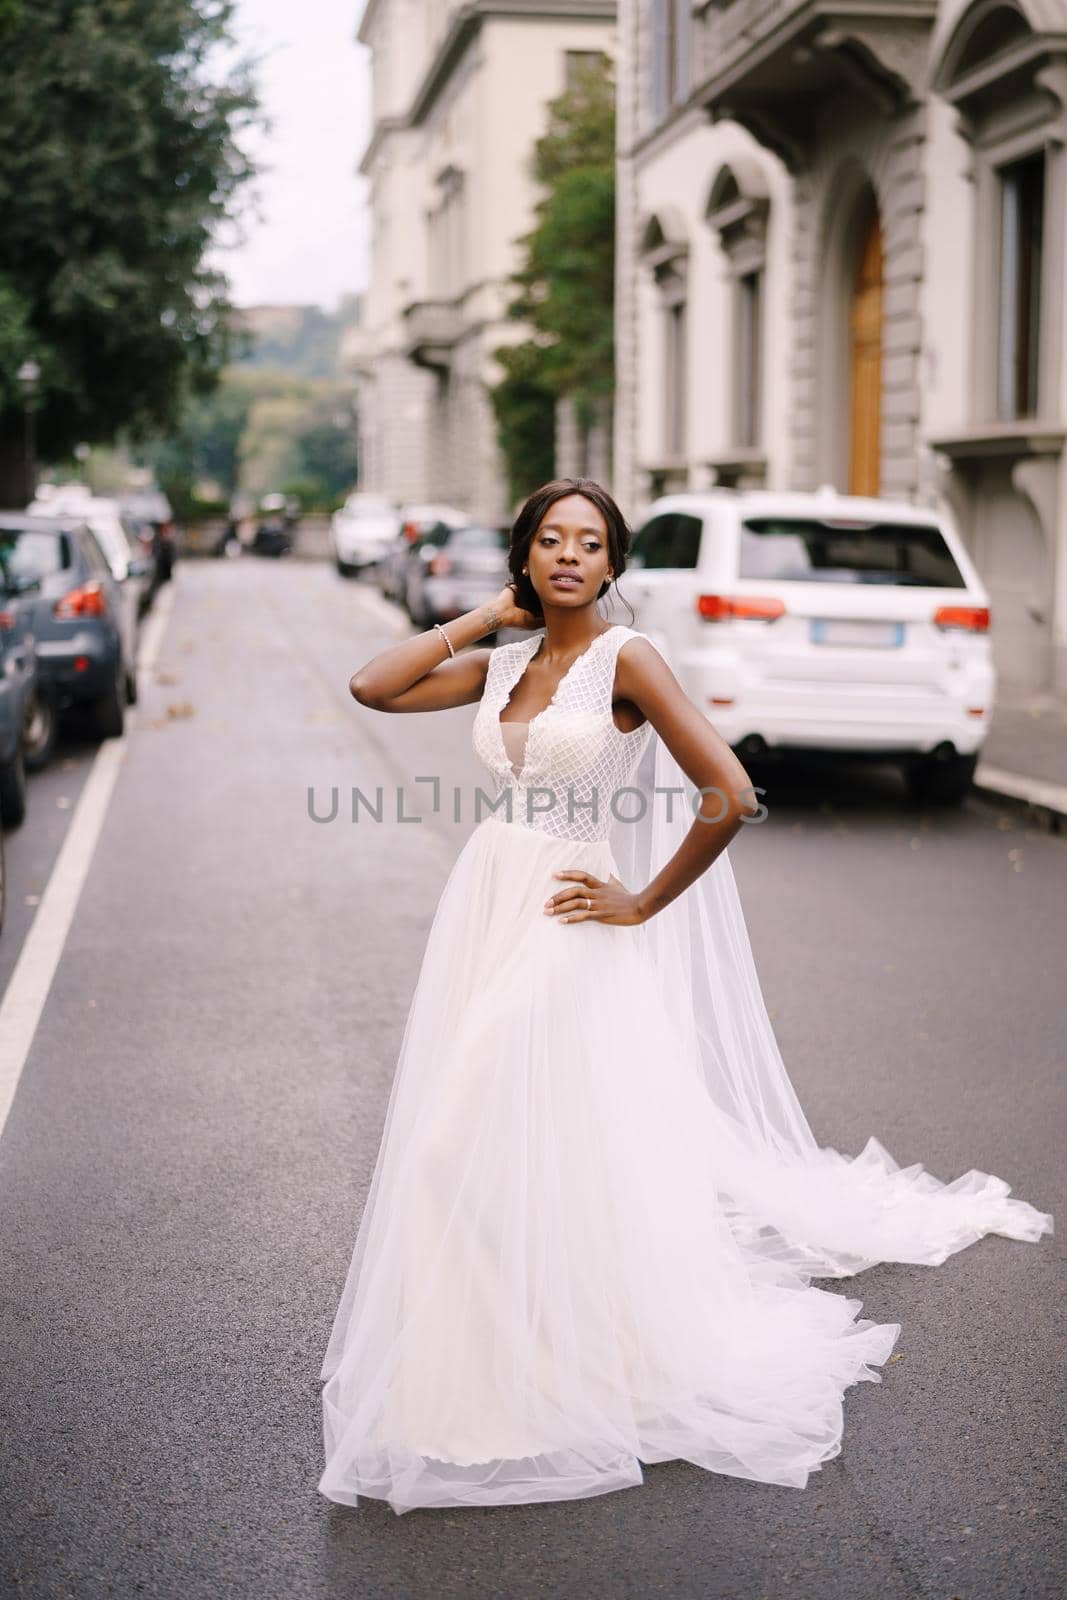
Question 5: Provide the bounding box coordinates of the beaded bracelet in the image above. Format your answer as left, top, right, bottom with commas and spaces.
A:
433, 621, 455, 659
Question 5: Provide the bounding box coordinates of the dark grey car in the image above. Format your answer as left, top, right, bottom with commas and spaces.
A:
412, 523, 511, 627
0, 514, 132, 753
0, 566, 39, 827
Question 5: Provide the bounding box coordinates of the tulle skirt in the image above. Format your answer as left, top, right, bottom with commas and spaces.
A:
319, 815, 904, 1513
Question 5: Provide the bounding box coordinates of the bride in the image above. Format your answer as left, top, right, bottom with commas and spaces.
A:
319, 477, 1053, 1514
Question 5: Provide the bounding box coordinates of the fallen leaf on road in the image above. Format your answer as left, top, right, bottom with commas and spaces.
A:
166, 701, 196, 719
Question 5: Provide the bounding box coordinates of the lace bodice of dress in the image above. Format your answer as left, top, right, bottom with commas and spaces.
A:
471, 624, 654, 843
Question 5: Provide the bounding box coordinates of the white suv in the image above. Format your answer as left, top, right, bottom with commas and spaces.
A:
625, 487, 994, 804
330, 494, 401, 576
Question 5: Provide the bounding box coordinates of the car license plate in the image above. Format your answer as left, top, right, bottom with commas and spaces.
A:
810, 618, 904, 648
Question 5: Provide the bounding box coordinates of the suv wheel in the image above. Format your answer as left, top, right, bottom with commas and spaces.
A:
0, 746, 27, 828
94, 667, 126, 740
22, 685, 58, 772
904, 751, 978, 806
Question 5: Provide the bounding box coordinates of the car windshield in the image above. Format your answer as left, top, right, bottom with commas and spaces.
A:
449, 526, 508, 549
0, 528, 68, 588
418, 522, 454, 547
347, 500, 394, 518
739, 518, 967, 587
86, 514, 133, 568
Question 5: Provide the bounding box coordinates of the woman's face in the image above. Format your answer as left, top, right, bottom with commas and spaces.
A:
526, 493, 613, 611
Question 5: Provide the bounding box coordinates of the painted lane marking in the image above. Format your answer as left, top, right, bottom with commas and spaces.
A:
0, 583, 175, 1148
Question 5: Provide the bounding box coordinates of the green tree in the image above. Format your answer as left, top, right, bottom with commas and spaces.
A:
490, 54, 615, 501
491, 343, 557, 507
139, 367, 360, 513
0, 0, 258, 500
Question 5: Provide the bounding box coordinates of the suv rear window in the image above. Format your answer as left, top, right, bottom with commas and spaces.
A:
630, 512, 702, 569
0, 527, 70, 586
449, 526, 507, 549
740, 518, 966, 588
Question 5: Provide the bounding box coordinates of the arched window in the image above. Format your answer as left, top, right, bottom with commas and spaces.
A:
640, 210, 690, 461
932, 0, 1067, 424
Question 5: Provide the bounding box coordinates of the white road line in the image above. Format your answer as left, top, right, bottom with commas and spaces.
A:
343, 579, 411, 637
974, 761, 1067, 821
0, 581, 176, 1149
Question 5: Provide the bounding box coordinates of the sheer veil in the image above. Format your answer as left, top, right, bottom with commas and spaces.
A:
609, 628, 1053, 1282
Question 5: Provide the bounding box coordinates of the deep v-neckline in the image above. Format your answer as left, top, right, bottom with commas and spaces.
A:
497, 625, 621, 781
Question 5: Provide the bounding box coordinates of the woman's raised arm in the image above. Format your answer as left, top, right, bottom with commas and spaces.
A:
349, 587, 538, 713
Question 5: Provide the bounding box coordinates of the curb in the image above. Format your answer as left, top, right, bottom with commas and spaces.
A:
973, 762, 1067, 832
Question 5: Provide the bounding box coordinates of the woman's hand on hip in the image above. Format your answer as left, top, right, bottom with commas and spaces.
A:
543, 870, 646, 926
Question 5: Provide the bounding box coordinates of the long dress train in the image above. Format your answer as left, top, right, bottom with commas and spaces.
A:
319, 623, 1053, 1513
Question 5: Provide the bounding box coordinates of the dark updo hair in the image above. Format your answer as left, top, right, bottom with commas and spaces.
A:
507, 478, 635, 623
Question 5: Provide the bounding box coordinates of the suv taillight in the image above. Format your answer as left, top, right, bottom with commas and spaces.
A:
697, 593, 786, 622
0, 608, 16, 631
933, 605, 989, 631
55, 581, 107, 619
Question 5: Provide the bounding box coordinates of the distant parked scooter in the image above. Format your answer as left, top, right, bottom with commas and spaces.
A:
249, 493, 295, 558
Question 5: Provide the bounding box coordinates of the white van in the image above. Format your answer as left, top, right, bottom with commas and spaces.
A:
624, 487, 994, 803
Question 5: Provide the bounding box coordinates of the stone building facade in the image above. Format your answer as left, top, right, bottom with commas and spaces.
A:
352, 1, 616, 524
614, 0, 1067, 694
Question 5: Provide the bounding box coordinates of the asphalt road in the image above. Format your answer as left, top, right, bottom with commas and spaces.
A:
0, 558, 1063, 1600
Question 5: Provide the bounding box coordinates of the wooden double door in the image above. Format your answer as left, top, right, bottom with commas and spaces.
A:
849, 212, 883, 497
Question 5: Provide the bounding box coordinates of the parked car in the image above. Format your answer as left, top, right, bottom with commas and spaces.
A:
330, 494, 401, 576
0, 513, 134, 744
120, 487, 178, 595
625, 487, 994, 803
408, 522, 511, 628
0, 558, 40, 825
375, 503, 468, 602
28, 488, 151, 660
249, 492, 295, 558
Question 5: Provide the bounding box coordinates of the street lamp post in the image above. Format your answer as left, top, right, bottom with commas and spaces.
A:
17, 357, 40, 503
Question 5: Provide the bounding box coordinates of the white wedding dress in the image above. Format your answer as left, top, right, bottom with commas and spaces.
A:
319, 624, 1053, 1514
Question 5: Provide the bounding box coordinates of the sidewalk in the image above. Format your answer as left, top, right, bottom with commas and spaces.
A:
974, 687, 1067, 828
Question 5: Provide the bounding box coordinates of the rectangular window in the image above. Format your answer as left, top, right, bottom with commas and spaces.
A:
665, 299, 687, 457
630, 512, 703, 570
736, 270, 762, 448
650, 1, 690, 122
0, 527, 69, 585
565, 50, 606, 89
997, 151, 1045, 420
739, 518, 967, 588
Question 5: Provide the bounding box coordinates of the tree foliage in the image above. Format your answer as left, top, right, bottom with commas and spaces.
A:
137, 366, 359, 515
490, 55, 616, 501
137, 298, 361, 513
0, 0, 258, 487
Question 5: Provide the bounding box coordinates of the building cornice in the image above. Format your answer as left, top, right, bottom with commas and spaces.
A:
929, 423, 1065, 460
358, 115, 407, 176
409, 1, 615, 125
357, 0, 386, 47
